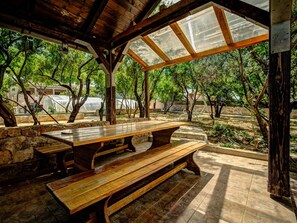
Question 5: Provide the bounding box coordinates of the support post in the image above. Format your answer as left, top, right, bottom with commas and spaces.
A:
106, 51, 116, 125
268, 0, 292, 197
144, 70, 150, 119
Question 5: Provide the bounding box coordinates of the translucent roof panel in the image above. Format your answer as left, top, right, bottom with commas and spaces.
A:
130, 39, 164, 66
177, 7, 226, 53
240, 0, 269, 11
225, 11, 268, 42
148, 26, 190, 60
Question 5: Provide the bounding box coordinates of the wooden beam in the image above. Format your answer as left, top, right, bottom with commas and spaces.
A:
213, 6, 233, 45
212, 0, 269, 29
170, 23, 196, 55
0, 9, 110, 49
135, 0, 162, 23
111, 0, 269, 49
268, 0, 292, 198
142, 34, 268, 71
142, 36, 170, 62
127, 49, 148, 67
81, 0, 109, 33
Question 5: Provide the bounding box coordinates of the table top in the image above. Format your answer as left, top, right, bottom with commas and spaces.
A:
42, 121, 188, 147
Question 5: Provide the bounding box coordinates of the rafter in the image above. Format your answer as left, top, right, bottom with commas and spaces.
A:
81, 0, 109, 33
170, 23, 196, 56
127, 49, 148, 67
213, 6, 233, 45
142, 34, 268, 71
111, 0, 269, 49
142, 36, 170, 62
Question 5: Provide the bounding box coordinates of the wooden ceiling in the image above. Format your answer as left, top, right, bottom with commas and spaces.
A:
0, 0, 269, 71
0, 0, 159, 50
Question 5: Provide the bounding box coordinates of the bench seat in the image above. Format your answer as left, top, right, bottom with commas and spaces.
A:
35, 143, 72, 155
46, 141, 206, 222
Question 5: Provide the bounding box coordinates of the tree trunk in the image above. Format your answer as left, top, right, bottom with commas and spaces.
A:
187, 110, 192, 122
215, 102, 224, 118
253, 107, 268, 141
0, 96, 17, 127
68, 104, 80, 123
99, 102, 104, 121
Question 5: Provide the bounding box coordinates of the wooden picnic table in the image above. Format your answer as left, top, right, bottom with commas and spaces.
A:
42, 120, 188, 171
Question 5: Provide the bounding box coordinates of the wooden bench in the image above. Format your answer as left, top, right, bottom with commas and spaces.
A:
35, 142, 130, 174
46, 141, 206, 223
35, 143, 73, 174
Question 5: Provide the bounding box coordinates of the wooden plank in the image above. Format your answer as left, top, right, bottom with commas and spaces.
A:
52, 141, 198, 200
111, 0, 269, 49
64, 142, 206, 214
81, 0, 109, 33
43, 121, 187, 146
127, 49, 148, 67
170, 22, 196, 56
142, 36, 170, 62
213, 6, 233, 45
142, 34, 269, 71
107, 162, 187, 215
47, 141, 206, 212
35, 143, 71, 154
95, 144, 128, 157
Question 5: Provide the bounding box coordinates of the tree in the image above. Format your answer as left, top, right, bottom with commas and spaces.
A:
171, 62, 200, 122
39, 47, 103, 123
117, 56, 163, 118
228, 46, 269, 141
0, 29, 26, 126
155, 69, 181, 113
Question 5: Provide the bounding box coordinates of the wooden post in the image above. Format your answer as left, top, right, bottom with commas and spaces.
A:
105, 72, 116, 124
144, 70, 150, 119
268, 0, 292, 197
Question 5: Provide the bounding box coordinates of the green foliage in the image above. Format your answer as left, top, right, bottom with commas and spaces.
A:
48, 106, 56, 114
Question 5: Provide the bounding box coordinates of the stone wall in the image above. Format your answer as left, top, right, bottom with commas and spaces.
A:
170, 104, 297, 118
0, 113, 84, 125
0, 118, 148, 185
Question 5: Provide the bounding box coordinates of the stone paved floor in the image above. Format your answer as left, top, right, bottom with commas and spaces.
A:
0, 143, 296, 223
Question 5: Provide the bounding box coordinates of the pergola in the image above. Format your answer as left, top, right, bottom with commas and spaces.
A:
0, 0, 293, 198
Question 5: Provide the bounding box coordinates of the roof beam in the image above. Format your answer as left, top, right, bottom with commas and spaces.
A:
127, 49, 148, 67
170, 22, 196, 56
111, 0, 269, 49
212, 0, 269, 29
142, 34, 268, 71
142, 36, 170, 62
213, 6, 233, 45
135, 0, 162, 22
81, 0, 109, 33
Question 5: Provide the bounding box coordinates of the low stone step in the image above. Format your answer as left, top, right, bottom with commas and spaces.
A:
172, 131, 208, 143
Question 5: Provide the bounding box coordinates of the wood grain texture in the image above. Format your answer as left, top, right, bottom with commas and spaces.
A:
42, 121, 188, 147
46, 141, 206, 215
35, 143, 72, 154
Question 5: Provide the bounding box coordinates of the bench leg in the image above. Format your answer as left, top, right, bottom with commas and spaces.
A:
149, 127, 179, 150
95, 197, 110, 223
124, 136, 136, 152
185, 152, 201, 175
175, 152, 201, 175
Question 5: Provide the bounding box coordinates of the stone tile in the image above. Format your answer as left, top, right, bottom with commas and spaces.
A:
1, 143, 296, 223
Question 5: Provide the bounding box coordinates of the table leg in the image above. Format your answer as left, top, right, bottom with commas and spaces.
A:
73, 142, 103, 171
56, 151, 67, 176
149, 127, 179, 150
124, 136, 136, 152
